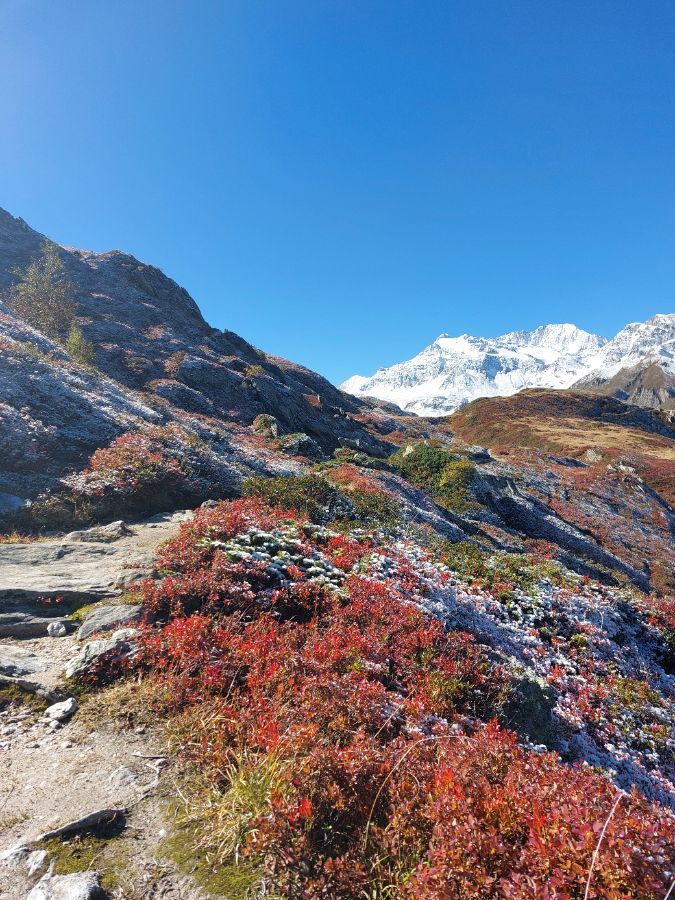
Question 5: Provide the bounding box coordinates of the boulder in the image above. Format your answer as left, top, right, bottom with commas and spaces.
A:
252, 413, 279, 438
0, 646, 46, 678
275, 433, 325, 461
65, 629, 137, 680
64, 521, 130, 543
27, 849, 48, 877
76, 604, 143, 641
0, 611, 70, 640
36, 808, 126, 843
27, 871, 104, 900
47, 622, 67, 637
45, 697, 78, 722
465, 445, 492, 462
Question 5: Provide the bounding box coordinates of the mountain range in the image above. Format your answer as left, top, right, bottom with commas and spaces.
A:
342, 315, 675, 415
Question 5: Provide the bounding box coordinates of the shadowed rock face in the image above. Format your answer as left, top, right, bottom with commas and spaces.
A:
583, 360, 675, 411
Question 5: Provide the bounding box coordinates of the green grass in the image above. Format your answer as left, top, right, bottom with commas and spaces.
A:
161, 751, 288, 898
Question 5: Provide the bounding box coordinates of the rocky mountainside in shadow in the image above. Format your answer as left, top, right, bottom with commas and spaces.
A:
580, 358, 675, 410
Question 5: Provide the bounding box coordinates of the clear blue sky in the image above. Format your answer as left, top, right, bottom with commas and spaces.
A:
1, 1, 673, 383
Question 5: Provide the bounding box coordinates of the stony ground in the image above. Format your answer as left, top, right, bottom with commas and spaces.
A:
0, 513, 203, 900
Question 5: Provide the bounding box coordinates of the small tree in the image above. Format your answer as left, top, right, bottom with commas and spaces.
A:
8, 241, 75, 338
65, 324, 96, 367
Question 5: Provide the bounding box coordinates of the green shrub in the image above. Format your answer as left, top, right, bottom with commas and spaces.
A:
7, 241, 75, 338
331, 448, 386, 469
251, 413, 278, 437
348, 489, 401, 527
242, 475, 340, 523
390, 444, 475, 512
325, 465, 401, 528
436, 457, 475, 511
65, 324, 96, 366
441, 540, 487, 579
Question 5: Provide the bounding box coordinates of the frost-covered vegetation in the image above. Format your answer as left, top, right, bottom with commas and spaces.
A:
75, 487, 675, 897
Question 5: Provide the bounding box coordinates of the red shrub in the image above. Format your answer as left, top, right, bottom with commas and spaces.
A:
127, 499, 675, 896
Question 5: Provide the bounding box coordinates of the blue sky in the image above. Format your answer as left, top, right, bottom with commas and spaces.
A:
1, 1, 673, 384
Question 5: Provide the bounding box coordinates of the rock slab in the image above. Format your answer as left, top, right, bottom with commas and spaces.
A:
77, 604, 142, 641
27, 871, 104, 900
0, 646, 46, 678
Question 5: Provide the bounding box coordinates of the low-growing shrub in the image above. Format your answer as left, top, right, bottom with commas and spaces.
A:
65, 324, 96, 367
440, 540, 486, 579
441, 543, 578, 600
81, 497, 675, 897
251, 413, 278, 437
390, 444, 475, 513
242, 475, 341, 523
27, 426, 217, 528
326, 464, 401, 527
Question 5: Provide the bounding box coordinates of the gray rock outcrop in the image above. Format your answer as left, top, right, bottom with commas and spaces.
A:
77, 604, 142, 641
27, 871, 104, 900
65, 630, 137, 680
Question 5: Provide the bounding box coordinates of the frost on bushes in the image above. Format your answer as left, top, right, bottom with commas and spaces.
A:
0, 403, 55, 472
81, 496, 675, 897
28, 425, 220, 526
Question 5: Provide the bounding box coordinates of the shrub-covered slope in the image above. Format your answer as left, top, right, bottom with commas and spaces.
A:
76, 490, 675, 897
2, 208, 674, 897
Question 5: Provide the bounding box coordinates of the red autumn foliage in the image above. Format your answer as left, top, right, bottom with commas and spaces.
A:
129, 499, 675, 897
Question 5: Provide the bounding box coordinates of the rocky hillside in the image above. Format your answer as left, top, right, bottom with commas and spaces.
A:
1, 208, 673, 596
581, 358, 675, 410
0, 207, 415, 510
342, 315, 675, 415
1, 209, 674, 898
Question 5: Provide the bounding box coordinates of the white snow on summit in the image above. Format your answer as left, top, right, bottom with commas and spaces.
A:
341, 314, 674, 415
575, 314, 675, 384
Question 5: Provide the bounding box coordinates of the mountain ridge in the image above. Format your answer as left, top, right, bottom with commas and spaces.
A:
342, 314, 675, 415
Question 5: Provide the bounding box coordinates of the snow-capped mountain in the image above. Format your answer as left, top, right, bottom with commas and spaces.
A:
575, 313, 675, 383
341, 315, 675, 415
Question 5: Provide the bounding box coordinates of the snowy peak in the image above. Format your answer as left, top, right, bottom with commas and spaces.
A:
577, 314, 675, 383
526, 323, 607, 354
341, 316, 673, 416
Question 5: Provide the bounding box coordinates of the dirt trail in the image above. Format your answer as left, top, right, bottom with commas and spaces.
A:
0, 512, 201, 899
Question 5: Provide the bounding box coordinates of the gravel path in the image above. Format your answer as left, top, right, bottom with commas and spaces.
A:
0, 512, 202, 899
